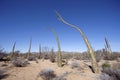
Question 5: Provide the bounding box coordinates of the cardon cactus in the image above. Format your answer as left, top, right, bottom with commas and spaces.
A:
55, 12, 99, 73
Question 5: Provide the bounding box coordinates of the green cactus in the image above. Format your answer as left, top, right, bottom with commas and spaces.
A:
10, 42, 16, 59
55, 12, 99, 73
48, 28, 62, 67
27, 38, 32, 59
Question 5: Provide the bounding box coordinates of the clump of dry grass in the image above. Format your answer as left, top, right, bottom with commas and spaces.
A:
102, 68, 120, 80
70, 61, 79, 69
12, 58, 29, 67
0, 69, 9, 79
38, 68, 56, 80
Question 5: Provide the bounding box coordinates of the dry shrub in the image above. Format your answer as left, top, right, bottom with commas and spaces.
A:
38, 68, 56, 80
12, 58, 29, 67
70, 61, 79, 69
97, 73, 111, 80
112, 63, 120, 69
0, 69, 9, 79
102, 68, 120, 80
116, 58, 120, 62
28, 56, 38, 63
49, 49, 55, 63
102, 62, 111, 69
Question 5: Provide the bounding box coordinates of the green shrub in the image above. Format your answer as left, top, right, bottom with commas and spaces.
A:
102, 62, 111, 69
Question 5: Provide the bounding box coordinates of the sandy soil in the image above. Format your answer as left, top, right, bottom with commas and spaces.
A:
0, 59, 117, 80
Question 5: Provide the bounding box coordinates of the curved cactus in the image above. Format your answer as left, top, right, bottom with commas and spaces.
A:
55, 12, 99, 73
48, 28, 62, 67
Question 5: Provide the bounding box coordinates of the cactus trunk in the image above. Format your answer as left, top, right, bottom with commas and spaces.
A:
38, 44, 41, 59
104, 37, 111, 58
48, 28, 62, 67
56, 12, 99, 73
27, 38, 32, 59
10, 42, 16, 59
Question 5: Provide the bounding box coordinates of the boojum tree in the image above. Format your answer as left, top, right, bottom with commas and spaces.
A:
10, 42, 16, 59
27, 38, 32, 59
48, 28, 62, 67
104, 37, 111, 58
38, 44, 42, 59
55, 11, 99, 73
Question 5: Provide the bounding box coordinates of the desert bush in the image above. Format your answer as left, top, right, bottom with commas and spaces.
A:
0, 69, 8, 79
96, 73, 111, 80
12, 58, 29, 67
28, 56, 38, 63
49, 49, 55, 63
70, 61, 79, 69
28, 56, 36, 61
43, 54, 49, 60
104, 53, 119, 60
102, 68, 120, 80
1, 63, 8, 67
53, 77, 66, 80
38, 68, 56, 80
102, 62, 111, 69
112, 63, 120, 69
116, 58, 120, 62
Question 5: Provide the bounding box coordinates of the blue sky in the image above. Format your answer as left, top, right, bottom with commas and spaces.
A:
0, 0, 120, 52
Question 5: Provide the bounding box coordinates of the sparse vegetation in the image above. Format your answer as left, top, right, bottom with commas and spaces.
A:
70, 61, 79, 69
12, 58, 29, 67
0, 69, 8, 79
102, 62, 111, 69
49, 48, 56, 63
102, 68, 120, 80
38, 68, 56, 80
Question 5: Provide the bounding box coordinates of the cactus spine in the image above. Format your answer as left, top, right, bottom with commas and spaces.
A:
48, 28, 62, 67
56, 12, 99, 73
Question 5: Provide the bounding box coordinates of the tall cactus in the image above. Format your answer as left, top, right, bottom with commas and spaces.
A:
10, 42, 16, 59
55, 12, 99, 73
48, 28, 62, 67
38, 44, 42, 59
27, 38, 32, 59
104, 37, 111, 58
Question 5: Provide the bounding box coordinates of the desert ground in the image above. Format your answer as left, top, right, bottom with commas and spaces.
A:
0, 59, 118, 80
